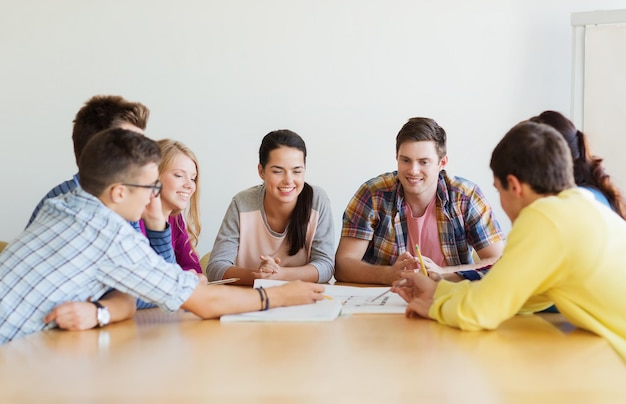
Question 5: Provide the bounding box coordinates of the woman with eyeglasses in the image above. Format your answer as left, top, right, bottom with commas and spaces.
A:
139, 139, 204, 277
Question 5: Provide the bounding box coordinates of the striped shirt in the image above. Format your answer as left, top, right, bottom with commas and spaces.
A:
0, 188, 198, 344
341, 170, 505, 267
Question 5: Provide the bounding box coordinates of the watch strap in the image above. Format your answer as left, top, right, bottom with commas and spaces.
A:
91, 301, 109, 327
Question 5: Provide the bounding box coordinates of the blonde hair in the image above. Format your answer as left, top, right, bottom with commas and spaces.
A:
156, 139, 201, 253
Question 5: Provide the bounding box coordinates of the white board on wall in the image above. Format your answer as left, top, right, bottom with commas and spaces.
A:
572, 10, 626, 194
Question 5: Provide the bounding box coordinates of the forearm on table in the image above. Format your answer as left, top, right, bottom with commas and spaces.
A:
99, 290, 137, 323
181, 284, 288, 318
439, 253, 500, 273
334, 257, 395, 285
271, 265, 320, 283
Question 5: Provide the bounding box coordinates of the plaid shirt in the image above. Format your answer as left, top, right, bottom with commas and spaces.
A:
341, 170, 505, 266
27, 173, 174, 264
0, 188, 198, 344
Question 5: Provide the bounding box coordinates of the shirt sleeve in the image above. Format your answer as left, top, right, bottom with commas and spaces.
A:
341, 182, 377, 240
134, 220, 175, 263
309, 186, 335, 283
99, 233, 198, 312
170, 215, 202, 273
462, 184, 506, 251
429, 208, 561, 330
456, 265, 493, 281
206, 197, 242, 281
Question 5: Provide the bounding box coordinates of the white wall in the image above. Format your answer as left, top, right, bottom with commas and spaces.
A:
583, 22, 626, 193
2, 0, 624, 255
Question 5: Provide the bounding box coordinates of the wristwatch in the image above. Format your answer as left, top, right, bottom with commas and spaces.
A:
92, 301, 111, 327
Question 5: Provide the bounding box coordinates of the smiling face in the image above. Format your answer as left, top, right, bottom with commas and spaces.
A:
258, 146, 305, 208
159, 152, 197, 214
396, 140, 447, 201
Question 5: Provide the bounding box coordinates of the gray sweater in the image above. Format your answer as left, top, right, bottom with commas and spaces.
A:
207, 184, 335, 283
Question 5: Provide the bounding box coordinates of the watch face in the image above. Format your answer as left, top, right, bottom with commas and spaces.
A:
97, 307, 111, 327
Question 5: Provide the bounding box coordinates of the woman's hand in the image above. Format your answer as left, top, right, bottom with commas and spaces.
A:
266, 281, 326, 307
252, 255, 282, 279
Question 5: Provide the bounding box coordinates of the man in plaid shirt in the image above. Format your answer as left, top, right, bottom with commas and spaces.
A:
335, 117, 505, 285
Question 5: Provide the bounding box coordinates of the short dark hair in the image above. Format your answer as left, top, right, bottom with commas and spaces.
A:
395, 117, 447, 159
490, 121, 575, 194
78, 128, 161, 197
259, 129, 312, 256
72, 95, 150, 165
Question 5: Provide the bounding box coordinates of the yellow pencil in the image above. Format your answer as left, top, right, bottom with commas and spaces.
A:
415, 244, 428, 276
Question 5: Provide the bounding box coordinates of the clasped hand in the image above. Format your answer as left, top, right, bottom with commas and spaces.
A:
252, 255, 282, 279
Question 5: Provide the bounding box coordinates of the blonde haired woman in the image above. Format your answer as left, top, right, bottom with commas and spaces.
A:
140, 139, 203, 274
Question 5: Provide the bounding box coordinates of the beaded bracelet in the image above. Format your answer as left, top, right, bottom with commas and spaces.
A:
255, 287, 265, 311
260, 287, 269, 311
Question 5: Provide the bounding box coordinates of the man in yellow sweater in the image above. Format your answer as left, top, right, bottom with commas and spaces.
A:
393, 120, 626, 361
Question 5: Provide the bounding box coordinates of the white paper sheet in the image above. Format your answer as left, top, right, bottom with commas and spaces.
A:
251, 280, 408, 315
220, 298, 342, 322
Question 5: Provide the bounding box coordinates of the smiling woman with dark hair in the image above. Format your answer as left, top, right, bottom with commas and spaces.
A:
207, 129, 335, 286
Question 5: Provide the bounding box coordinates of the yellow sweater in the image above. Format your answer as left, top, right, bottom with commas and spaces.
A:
430, 188, 626, 361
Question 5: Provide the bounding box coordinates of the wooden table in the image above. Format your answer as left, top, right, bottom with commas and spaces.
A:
0, 309, 624, 402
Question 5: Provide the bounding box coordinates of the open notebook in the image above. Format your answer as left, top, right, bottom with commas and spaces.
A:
220, 298, 343, 322
219, 280, 407, 322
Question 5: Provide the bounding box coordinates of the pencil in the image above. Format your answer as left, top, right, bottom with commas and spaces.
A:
369, 279, 407, 303
415, 244, 428, 276
207, 278, 240, 285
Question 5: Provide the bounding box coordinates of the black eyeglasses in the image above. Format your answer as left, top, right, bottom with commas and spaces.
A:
122, 179, 162, 197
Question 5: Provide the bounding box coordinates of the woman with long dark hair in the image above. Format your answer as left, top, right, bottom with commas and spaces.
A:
207, 130, 334, 285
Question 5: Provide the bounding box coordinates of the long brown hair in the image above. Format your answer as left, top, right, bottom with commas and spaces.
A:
530, 111, 626, 219
259, 130, 313, 256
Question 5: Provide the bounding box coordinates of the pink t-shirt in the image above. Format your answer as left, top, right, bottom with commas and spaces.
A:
405, 197, 446, 267
235, 210, 319, 269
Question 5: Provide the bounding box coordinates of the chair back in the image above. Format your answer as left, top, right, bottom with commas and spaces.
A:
199, 252, 211, 277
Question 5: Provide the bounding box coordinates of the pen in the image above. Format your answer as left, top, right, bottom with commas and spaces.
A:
369, 279, 408, 303
207, 278, 240, 285
415, 244, 428, 276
